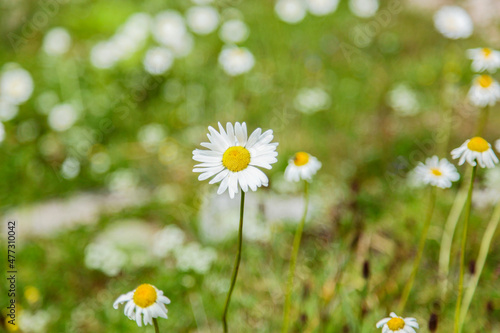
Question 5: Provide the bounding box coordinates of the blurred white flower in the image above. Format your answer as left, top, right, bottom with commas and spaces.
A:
19, 310, 51, 333
61, 157, 80, 180
0, 66, 34, 105
48, 103, 78, 131
152, 225, 186, 257
42, 27, 71, 56
138, 123, 166, 152
412, 156, 460, 189
0, 98, 19, 121
90, 13, 151, 69
90, 152, 111, 174
294, 87, 331, 114
90, 41, 120, 69
467, 48, 500, 73
285, 152, 322, 182
143, 47, 175, 75
0, 122, 5, 143
186, 6, 220, 35
152, 11, 194, 57
468, 74, 500, 107
218, 46, 255, 76
306, 0, 340, 16
496, 139, 500, 153
85, 242, 127, 276
174, 242, 217, 274
473, 188, 500, 209
219, 19, 249, 44
387, 84, 420, 116
486, 166, 500, 188
349, 0, 379, 18
275, 0, 307, 24
108, 169, 139, 193
434, 6, 473, 40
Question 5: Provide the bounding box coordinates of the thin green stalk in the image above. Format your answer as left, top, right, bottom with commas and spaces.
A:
153, 318, 160, 333
454, 165, 477, 333
282, 181, 309, 333
438, 176, 469, 298
222, 191, 246, 333
459, 202, 500, 328
439, 105, 489, 299
399, 187, 437, 313
474, 106, 489, 136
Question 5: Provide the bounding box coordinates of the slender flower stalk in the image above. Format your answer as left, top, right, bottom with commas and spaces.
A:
282, 181, 309, 333
153, 318, 160, 333
459, 202, 500, 329
438, 108, 490, 298
222, 192, 246, 333
454, 165, 477, 333
399, 187, 437, 312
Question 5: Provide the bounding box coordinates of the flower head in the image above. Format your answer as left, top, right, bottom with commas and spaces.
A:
275, 0, 307, 24
467, 74, 500, 107
218, 46, 255, 76
186, 6, 220, 35
376, 312, 419, 333
413, 156, 460, 189
467, 48, 500, 73
42, 27, 71, 56
193, 122, 278, 199
113, 284, 170, 327
451, 137, 499, 168
433, 6, 473, 40
285, 152, 322, 182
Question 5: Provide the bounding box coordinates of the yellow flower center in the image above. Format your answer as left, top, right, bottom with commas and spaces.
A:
387, 317, 405, 331
431, 168, 442, 176
222, 146, 251, 172
293, 152, 309, 166
477, 74, 493, 88
133, 284, 157, 308
482, 48, 492, 58
467, 137, 489, 153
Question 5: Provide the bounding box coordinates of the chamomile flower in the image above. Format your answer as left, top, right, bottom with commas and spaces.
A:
193, 122, 278, 199
467, 74, 500, 107
113, 284, 170, 327
433, 6, 473, 40
42, 27, 71, 56
451, 137, 499, 169
0, 66, 34, 105
376, 312, 419, 333
412, 156, 460, 189
306, 0, 340, 16
219, 19, 249, 44
275, 0, 307, 24
285, 152, 322, 182
495, 139, 500, 153
186, 6, 219, 35
467, 48, 500, 73
143, 47, 174, 75
218, 46, 255, 76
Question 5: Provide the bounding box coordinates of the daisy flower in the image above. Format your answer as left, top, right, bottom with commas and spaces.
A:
193, 122, 278, 199
451, 137, 499, 168
42, 27, 72, 56
218, 46, 255, 76
467, 48, 500, 73
186, 6, 220, 35
275, 0, 307, 24
412, 156, 460, 189
143, 47, 174, 75
113, 284, 171, 327
285, 152, 322, 182
376, 312, 419, 333
495, 139, 500, 153
467, 74, 500, 107
433, 6, 473, 40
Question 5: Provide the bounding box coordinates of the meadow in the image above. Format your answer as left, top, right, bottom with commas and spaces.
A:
0, 0, 499, 332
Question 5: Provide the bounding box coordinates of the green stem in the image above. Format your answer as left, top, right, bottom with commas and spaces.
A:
222, 191, 246, 333
153, 318, 160, 333
459, 202, 500, 328
454, 165, 477, 333
282, 181, 309, 333
398, 187, 436, 313
474, 106, 489, 136
438, 175, 469, 298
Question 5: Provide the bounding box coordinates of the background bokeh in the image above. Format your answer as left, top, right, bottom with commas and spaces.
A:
1, 0, 500, 332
